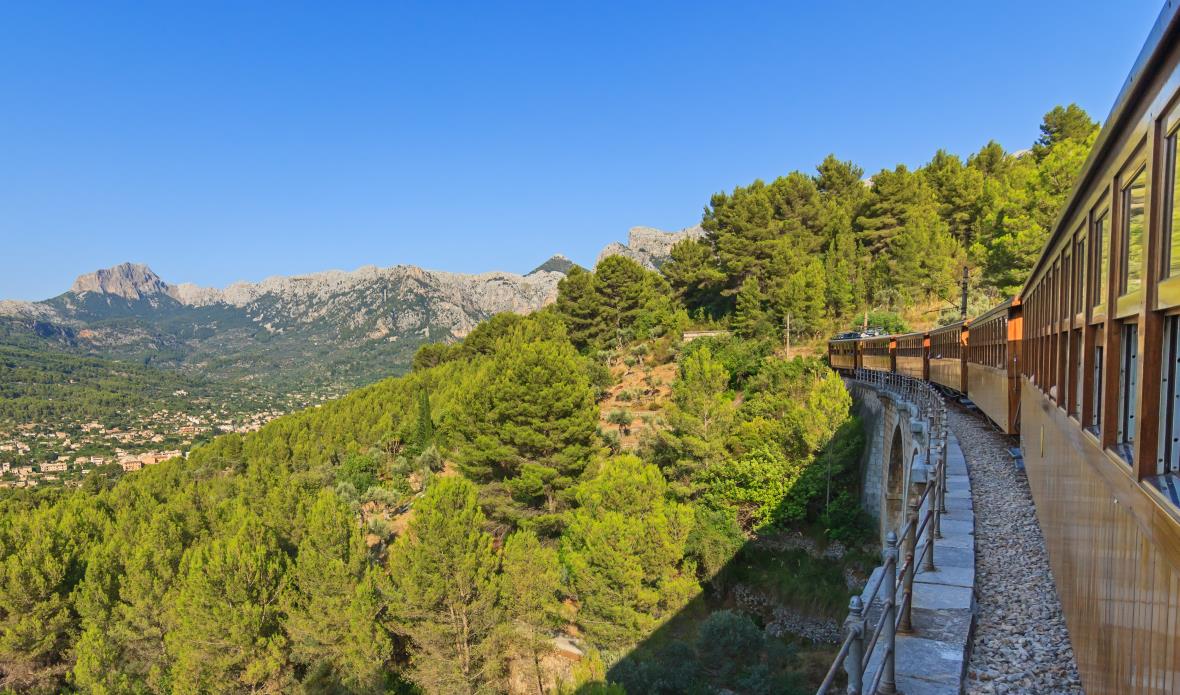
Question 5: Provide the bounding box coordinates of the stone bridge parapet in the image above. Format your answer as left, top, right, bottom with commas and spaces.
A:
816, 370, 977, 695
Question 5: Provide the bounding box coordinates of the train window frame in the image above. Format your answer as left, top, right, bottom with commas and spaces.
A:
1091, 206, 1111, 321
1071, 328, 1083, 420
1074, 225, 1087, 320
1115, 320, 1139, 465
1154, 313, 1180, 506
1116, 163, 1148, 305
1088, 335, 1104, 438
1158, 120, 1180, 309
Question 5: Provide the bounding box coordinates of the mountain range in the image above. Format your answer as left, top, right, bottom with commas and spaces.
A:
0, 224, 702, 395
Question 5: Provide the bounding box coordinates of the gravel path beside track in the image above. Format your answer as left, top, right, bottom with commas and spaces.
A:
951, 406, 1085, 694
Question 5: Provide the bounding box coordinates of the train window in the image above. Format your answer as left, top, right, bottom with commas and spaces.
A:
1094, 212, 1109, 309
1116, 322, 1138, 463
1119, 169, 1146, 296
1074, 230, 1086, 314
1072, 329, 1083, 420
1164, 133, 1180, 279
1154, 316, 1180, 506
1089, 344, 1103, 436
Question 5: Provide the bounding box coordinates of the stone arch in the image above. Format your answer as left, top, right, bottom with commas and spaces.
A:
887, 425, 904, 496
884, 425, 905, 530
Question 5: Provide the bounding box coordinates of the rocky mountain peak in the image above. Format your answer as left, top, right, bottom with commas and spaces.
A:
596, 224, 704, 270
69, 263, 172, 300
528, 254, 578, 276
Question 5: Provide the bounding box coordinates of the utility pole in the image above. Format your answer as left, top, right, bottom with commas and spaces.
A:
960, 267, 969, 320
785, 313, 791, 355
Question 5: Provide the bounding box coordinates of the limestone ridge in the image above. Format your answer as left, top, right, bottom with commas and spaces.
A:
596, 224, 705, 270
0, 224, 701, 389
0, 262, 568, 390
19, 262, 565, 334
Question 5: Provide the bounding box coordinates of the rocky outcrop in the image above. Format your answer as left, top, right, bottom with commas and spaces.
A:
596, 224, 704, 270
528, 254, 578, 276
70, 262, 171, 300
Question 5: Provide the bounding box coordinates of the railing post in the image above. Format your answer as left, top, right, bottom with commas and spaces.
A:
878, 532, 898, 695
844, 596, 865, 695
898, 500, 918, 634
932, 448, 943, 540
922, 501, 936, 573
939, 426, 948, 515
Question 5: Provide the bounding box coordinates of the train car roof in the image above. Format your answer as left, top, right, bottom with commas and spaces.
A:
969, 296, 1021, 326
929, 320, 969, 334
1022, 1, 1180, 293
895, 330, 929, 340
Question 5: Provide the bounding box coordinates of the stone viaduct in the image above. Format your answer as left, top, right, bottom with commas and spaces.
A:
847, 381, 933, 545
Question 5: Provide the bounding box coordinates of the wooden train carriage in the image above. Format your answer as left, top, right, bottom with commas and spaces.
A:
894, 331, 928, 380
859, 335, 894, 373
928, 322, 968, 393
1018, 4, 1180, 692
967, 298, 1023, 434
828, 339, 858, 373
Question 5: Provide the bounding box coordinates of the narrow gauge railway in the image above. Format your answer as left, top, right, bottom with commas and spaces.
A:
829, 5, 1180, 690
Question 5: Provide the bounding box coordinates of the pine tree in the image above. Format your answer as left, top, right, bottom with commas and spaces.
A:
455, 324, 599, 519
924, 149, 986, 247
1033, 103, 1099, 160
731, 276, 769, 339
593, 255, 653, 347
775, 257, 828, 337
663, 238, 727, 317
655, 346, 737, 494
815, 154, 867, 209
0, 508, 81, 692
73, 506, 192, 692
554, 266, 604, 351
284, 489, 391, 691
386, 478, 502, 694
824, 225, 865, 319
560, 455, 697, 648
501, 530, 563, 695
165, 507, 291, 693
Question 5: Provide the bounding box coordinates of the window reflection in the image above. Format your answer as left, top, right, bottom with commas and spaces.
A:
1121, 170, 1146, 295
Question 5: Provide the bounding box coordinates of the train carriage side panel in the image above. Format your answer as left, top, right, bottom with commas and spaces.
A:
827, 339, 858, 373
895, 331, 929, 381
929, 322, 968, 393
967, 299, 1022, 434
860, 335, 894, 373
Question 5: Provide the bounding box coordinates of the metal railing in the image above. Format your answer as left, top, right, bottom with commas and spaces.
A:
817, 370, 949, 695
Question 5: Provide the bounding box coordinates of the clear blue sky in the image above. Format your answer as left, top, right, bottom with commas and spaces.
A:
0, 1, 1166, 300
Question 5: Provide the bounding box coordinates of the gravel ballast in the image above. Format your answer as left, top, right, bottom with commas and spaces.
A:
951, 406, 1085, 694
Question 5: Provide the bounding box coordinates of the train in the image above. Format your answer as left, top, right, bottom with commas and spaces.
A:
828, 299, 1021, 435
829, 4, 1180, 691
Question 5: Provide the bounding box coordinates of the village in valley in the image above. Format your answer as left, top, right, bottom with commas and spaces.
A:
0, 389, 328, 488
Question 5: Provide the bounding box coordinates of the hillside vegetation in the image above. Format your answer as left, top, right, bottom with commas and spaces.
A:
666, 104, 1098, 337
0, 260, 867, 694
